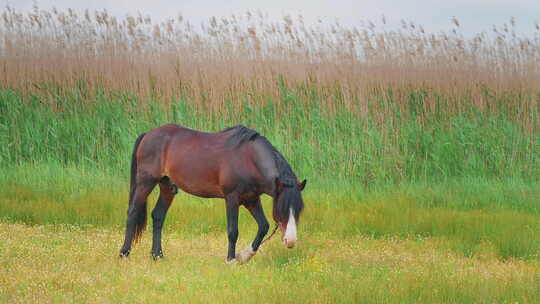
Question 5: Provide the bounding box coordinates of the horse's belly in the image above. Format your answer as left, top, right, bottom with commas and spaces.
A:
179, 187, 223, 198
163, 137, 234, 199
166, 165, 224, 198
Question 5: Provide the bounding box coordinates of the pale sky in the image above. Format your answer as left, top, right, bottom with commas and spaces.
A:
3, 0, 540, 37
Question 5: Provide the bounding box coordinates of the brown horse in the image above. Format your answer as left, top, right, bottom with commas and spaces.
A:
119, 124, 306, 263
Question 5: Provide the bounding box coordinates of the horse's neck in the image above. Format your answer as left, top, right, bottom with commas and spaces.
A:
251, 138, 297, 196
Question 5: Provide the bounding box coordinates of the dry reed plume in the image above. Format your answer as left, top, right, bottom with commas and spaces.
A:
0, 6, 539, 126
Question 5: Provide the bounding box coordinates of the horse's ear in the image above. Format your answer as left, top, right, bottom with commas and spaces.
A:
297, 179, 307, 191
275, 177, 284, 194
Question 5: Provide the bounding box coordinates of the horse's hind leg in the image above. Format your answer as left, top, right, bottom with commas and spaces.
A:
120, 177, 157, 257
151, 182, 176, 259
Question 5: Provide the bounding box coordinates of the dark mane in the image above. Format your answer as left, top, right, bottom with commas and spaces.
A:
256, 136, 297, 185
223, 125, 295, 180
274, 186, 304, 222
223, 125, 260, 148
254, 134, 303, 221
223, 125, 303, 220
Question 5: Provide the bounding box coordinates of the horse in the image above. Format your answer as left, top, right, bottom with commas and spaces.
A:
119, 124, 307, 263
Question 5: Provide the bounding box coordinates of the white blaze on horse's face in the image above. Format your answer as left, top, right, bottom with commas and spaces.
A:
283, 208, 297, 248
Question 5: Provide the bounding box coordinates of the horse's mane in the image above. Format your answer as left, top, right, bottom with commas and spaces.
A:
257, 137, 303, 220
223, 125, 260, 148
223, 125, 303, 220
274, 184, 304, 222
223, 125, 297, 183
258, 137, 297, 185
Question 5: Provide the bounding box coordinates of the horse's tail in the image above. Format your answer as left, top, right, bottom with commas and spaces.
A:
129, 132, 147, 244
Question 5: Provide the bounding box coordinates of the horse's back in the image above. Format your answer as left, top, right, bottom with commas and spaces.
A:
132, 124, 195, 178
146, 123, 196, 137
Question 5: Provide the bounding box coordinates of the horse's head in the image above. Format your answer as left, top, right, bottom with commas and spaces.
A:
273, 178, 307, 248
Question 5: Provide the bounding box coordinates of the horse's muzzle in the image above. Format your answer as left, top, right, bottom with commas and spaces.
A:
280, 214, 297, 248
283, 238, 296, 248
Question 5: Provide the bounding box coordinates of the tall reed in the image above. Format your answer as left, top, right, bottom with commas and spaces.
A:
1, 7, 539, 121
0, 6, 538, 185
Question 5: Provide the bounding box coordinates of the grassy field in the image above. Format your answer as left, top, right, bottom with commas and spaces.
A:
1, 222, 540, 303
1, 164, 540, 260
1, 6, 539, 303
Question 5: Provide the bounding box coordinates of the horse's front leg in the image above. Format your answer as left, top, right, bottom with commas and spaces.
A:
225, 193, 240, 263
237, 197, 269, 264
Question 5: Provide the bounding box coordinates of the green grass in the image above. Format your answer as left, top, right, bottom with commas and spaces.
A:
1, 223, 539, 303
1, 163, 539, 260
1, 87, 538, 186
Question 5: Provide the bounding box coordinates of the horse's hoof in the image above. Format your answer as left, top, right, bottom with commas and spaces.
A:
236, 246, 256, 264
152, 254, 164, 261
225, 258, 238, 265
119, 250, 130, 258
